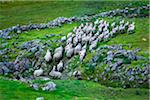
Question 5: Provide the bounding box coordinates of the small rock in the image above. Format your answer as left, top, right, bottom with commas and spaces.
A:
42, 82, 56, 91
36, 97, 44, 100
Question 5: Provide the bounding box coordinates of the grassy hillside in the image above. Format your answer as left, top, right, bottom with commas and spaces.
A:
1, 17, 149, 61
0, 77, 149, 100
0, 0, 148, 29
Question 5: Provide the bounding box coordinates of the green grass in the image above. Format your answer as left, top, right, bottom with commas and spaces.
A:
0, 0, 148, 29
0, 77, 149, 100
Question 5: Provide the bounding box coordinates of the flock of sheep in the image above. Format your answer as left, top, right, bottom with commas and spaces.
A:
34, 19, 135, 79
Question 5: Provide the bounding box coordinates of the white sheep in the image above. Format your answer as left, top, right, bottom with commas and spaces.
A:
34, 68, 43, 77
65, 43, 73, 52
44, 49, 52, 62
89, 36, 96, 44
66, 48, 74, 58
53, 51, 62, 61
127, 22, 135, 33
49, 66, 62, 78
54, 46, 63, 53
89, 39, 98, 51
73, 36, 78, 46
74, 43, 82, 54
79, 49, 86, 61
57, 61, 64, 72
82, 36, 89, 45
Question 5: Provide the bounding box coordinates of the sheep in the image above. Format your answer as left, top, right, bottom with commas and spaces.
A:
78, 30, 84, 35
44, 49, 52, 62
74, 43, 82, 55
53, 51, 63, 62
103, 34, 110, 41
83, 25, 88, 32
67, 37, 73, 44
112, 27, 117, 34
89, 39, 98, 51
34, 68, 43, 77
56, 61, 64, 72
66, 48, 74, 58
54, 46, 63, 53
65, 43, 73, 52
73, 36, 78, 46
89, 36, 96, 44
79, 49, 86, 61
49, 66, 62, 78
112, 26, 119, 34
82, 36, 89, 45
103, 28, 109, 35
127, 22, 135, 33
124, 21, 129, 27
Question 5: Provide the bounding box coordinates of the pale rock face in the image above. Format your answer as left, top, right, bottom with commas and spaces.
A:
34, 68, 43, 77
42, 82, 56, 91
44, 49, 52, 62
89, 40, 98, 51
67, 37, 73, 44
